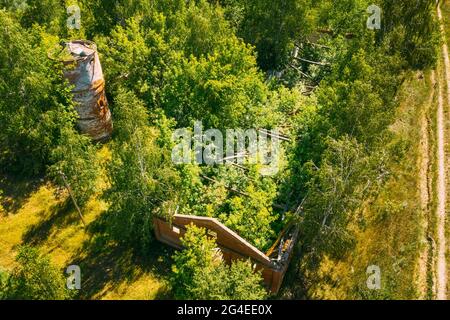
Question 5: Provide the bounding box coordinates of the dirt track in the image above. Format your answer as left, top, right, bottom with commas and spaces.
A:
436, 4, 448, 300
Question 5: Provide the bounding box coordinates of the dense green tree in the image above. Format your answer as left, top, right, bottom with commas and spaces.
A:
171, 225, 267, 300
380, 0, 438, 69
315, 0, 369, 37
316, 47, 401, 145
301, 137, 385, 258
98, 3, 275, 130
48, 127, 101, 209
163, 0, 231, 58
161, 40, 271, 129
104, 89, 180, 252
220, 185, 277, 251
0, 0, 64, 32
174, 163, 282, 251
96, 15, 177, 109
79, 0, 152, 37
225, 0, 312, 70
226, 260, 268, 300
1, 246, 69, 300
0, 11, 77, 176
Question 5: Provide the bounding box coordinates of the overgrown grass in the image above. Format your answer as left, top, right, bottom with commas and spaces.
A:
282, 71, 435, 300
439, 1, 450, 297
350, 71, 431, 299
348, 71, 437, 300
0, 146, 173, 300
442, 2, 450, 48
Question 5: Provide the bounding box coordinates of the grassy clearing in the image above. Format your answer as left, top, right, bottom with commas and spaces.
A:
0, 145, 173, 300
341, 71, 433, 300
348, 71, 433, 299
439, 1, 450, 297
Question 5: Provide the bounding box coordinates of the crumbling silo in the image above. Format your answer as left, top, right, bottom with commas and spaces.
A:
57, 40, 113, 141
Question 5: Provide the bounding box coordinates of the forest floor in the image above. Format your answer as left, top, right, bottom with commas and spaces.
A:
0, 146, 174, 300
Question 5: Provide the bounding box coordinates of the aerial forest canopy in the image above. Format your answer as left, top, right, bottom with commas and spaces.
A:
0, 0, 440, 300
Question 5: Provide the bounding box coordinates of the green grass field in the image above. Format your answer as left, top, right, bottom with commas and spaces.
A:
0, 146, 173, 300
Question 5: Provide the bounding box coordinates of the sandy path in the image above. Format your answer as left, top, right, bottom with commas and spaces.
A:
436, 4, 448, 301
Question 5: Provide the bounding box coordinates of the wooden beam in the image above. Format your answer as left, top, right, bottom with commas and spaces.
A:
293, 56, 330, 67
258, 129, 292, 142
288, 63, 312, 78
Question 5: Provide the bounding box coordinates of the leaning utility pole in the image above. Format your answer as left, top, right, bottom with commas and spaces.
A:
58, 171, 86, 228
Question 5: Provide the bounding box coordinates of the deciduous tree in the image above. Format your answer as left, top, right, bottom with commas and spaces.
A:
1, 246, 69, 300
171, 225, 267, 300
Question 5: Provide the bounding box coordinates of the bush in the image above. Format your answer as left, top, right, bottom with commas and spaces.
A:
171, 225, 267, 300
2, 245, 69, 300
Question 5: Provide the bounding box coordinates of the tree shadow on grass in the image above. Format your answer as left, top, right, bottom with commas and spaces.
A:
69, 230, 175, 300
22, 199, 80, 246
0, 174, 43, 215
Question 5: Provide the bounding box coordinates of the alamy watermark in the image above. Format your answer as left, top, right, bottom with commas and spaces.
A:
366, 265, 381, 290
171, 121, 283, 176
367, 4, 381, 30
66, 265, 81, 290
67, 5, 81, 30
